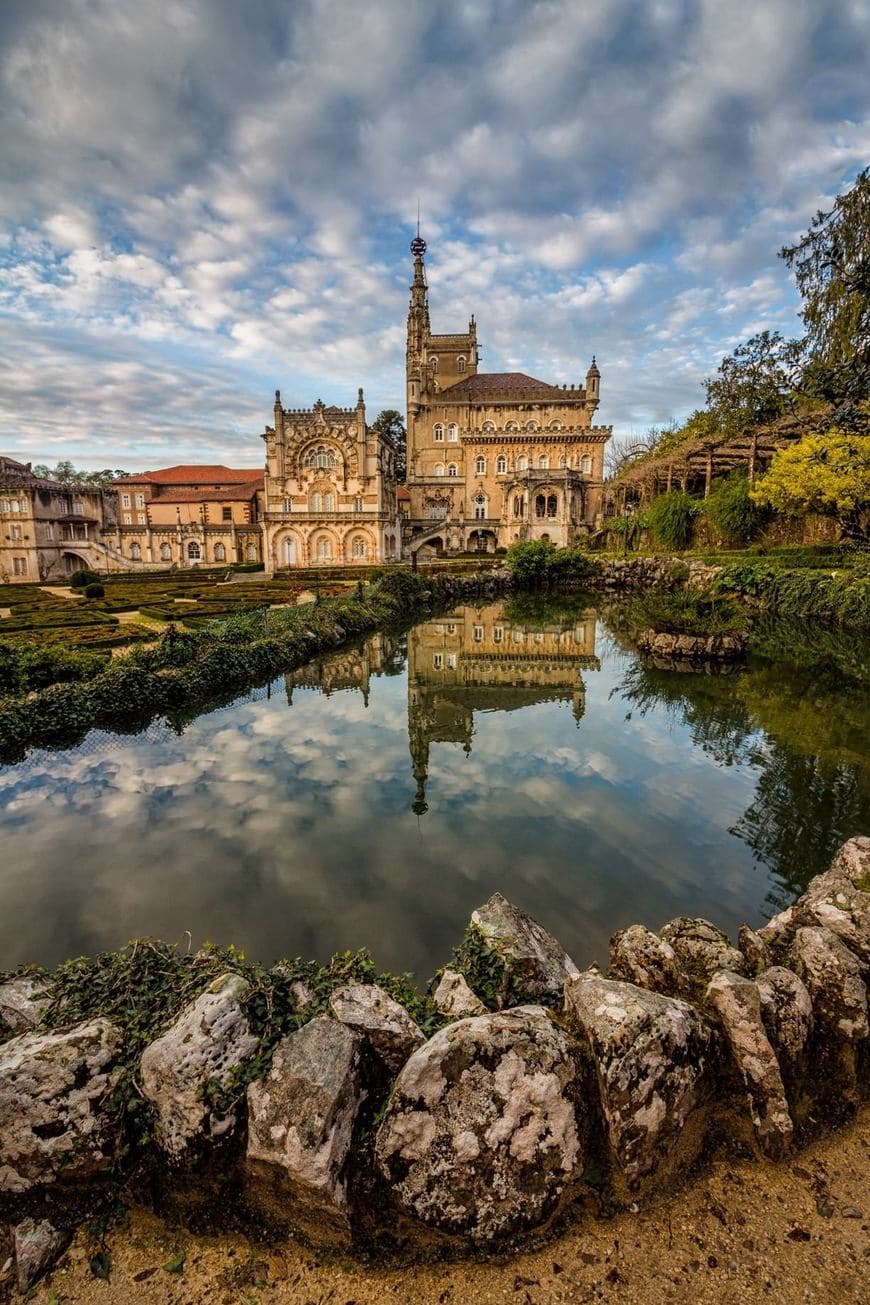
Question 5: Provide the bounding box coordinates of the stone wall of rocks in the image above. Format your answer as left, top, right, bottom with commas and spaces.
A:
637, 629, 748, 660
1, 838, 868, 1292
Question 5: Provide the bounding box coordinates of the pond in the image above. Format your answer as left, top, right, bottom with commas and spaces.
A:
1, 595, 868, 981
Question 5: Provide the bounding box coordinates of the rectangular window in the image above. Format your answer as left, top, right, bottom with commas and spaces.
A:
135, 493, 145, 508
44, 523, 54, 540
73, 502, 83, 515
12, 557, 26, 575
446, 652, 457, 669
11, 524, 21, 540
448, 425, 458, 442
122, 494, 131, 508
354, 496, 363, 512
137, 513, 146, 524
10, 500, 20, 512
123, 513, 132, 525
473, 625, 483, 642
433, 653, 443, 670
283, 498, 291, 514
222, 507, 232, 522
493, 626, 503, 643
0, 500, 9, 512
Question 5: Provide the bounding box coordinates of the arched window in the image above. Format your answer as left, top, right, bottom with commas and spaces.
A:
351, 536, 366, 559
475, 456, 486, 475
513, 494, 524, 518
559, 454, 567, 468
315, 537, 332, 561
538, 454, 548, 469
547, 494, 558, 517
457, 356, 466, 373
447, 424, 458, 443
435, 463, 445, 477
130, 541, 141, 560
214, 542, 226, 562
482, 421, 495, 432
246, 543, 257, 561
310, 491, 322, 513
535, 495, 546, 518
527, 420, 538, 432
429, 356, 438, 372
551, 422, 561, 431
517, 455, 528, 471
433, 423, 444, 442
323, 492, 334, 512
473, 493, 487, 520
496, 455, 507, 474
187, 541, 201, 561
160, 542, 171, 561
447, 463, 458, 477
581, 454, 592, 474
282, 537, 297, 565
506, 421, 518, 432
305, 445, 337, 470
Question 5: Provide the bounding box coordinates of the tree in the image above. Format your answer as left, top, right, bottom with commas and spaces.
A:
750, 421, 870, 539
31, 462, 129, 485
705, 330, 799, 439
372, 409, 406, 482
780, 167, 870, 408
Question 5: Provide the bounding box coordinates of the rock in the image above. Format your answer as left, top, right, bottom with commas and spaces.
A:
375, 1006, 584, 1243
288, 980, 314, 1013
246, 1016, 363, 1245
140, 973, 259, 1159
0, 1018, 122, 1194
432, 969, 486, 1020
470, 893, 579, 1002
564, 971, 714, 1190
609, 924, 677, 993
738, 925, 771, 976
756, 967, 814, 1070
792, 927, 868, 1042
659, 917, 746, 995
706, 970, 793, 1158
0, 976, 52, 1033
759, 838, 870, 976
328, 983, 424, 1073
13, 1218, 71, 1294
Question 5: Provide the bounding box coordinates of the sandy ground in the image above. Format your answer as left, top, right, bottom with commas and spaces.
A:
7, 1109, 867, 1305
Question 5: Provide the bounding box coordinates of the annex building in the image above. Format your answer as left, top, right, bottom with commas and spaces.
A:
403, 235, 611, 556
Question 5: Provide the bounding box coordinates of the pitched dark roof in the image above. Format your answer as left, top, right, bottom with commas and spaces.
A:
440, 372, 573, 400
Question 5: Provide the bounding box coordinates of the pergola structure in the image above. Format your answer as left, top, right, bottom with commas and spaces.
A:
604, 407, 833, 514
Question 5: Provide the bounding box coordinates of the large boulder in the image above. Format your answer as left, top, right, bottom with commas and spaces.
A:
375, 1006, 585, 1243
0, 976, 52, 1034
706, 970, 793, 1158
0, 1018, 122, 1194
609, 924, 677, 993
328, 983, 424, 1073
470, 893, 579, 1002
13, 1218, 71, 1294
756, 966, 814, 1073
759, 838, 870, 976
432, 969, 486, 1020
140, 973, 259, 1160
792, 927, 868, 1042
246, 1016, 363, 1246
658, 917, 746, 996
564, 971, 714, 1192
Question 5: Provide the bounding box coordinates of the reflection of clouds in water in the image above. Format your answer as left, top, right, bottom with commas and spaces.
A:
0, 622, 772, 977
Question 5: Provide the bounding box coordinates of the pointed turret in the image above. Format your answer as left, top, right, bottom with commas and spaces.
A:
586, 356, 600, 406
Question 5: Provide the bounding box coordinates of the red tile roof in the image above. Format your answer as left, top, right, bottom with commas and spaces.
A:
115, 465, 262, 486
147, 485, 261, 503
440, 372, 577, 400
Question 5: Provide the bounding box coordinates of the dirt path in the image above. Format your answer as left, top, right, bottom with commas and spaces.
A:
12, 1110, 868, 1305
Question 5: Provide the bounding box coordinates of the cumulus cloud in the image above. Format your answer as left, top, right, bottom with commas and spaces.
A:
0, 0, 868, 463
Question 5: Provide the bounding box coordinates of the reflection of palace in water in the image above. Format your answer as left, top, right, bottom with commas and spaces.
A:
284, 632, 399, 709
407, 603, 599, 814
281, 606, 599, 814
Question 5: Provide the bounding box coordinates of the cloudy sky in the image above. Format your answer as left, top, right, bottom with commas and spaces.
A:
1, 0, 868, 471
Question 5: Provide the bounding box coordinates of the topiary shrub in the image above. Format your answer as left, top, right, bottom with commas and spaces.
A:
83, 582, 105, 599
644, 492, 700, 550
69, 569, 101, 589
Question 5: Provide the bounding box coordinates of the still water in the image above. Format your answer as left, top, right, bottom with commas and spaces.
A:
1, 596, 867, 979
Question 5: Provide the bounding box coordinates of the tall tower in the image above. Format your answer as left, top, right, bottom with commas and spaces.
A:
406, 231, 430, 425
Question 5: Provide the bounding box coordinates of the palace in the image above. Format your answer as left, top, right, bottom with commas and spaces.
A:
403, 234, 611, 557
